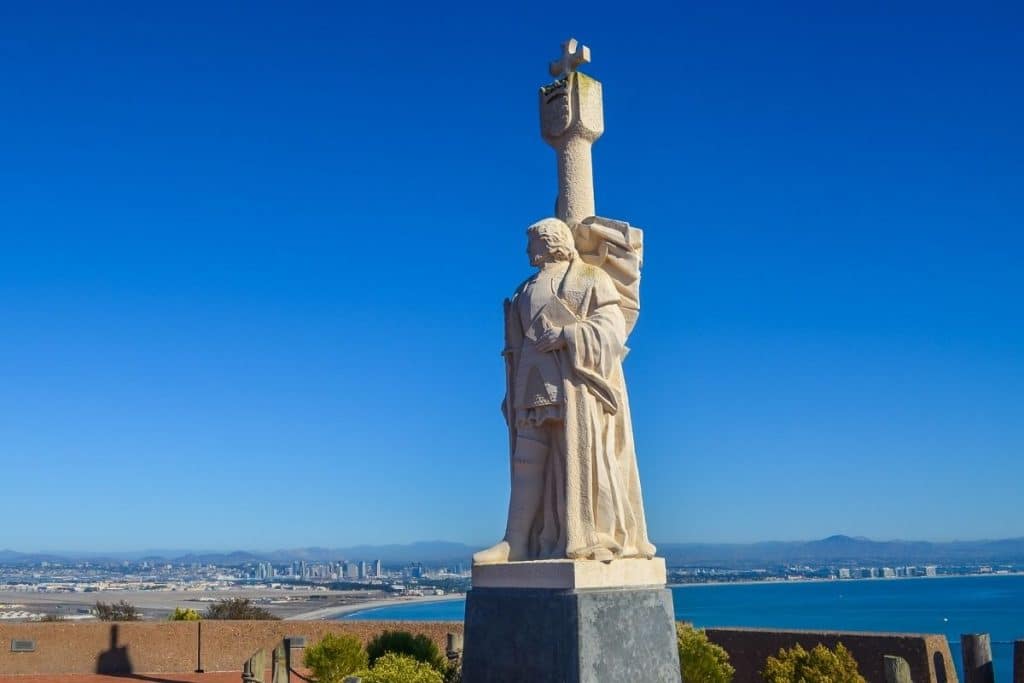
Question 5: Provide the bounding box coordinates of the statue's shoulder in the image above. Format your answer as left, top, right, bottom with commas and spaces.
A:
563, 259, 620, 311
568, 259, 615, 292
511, 273, 536, 299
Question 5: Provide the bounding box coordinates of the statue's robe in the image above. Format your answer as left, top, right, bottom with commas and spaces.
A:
504, 258, 655, 560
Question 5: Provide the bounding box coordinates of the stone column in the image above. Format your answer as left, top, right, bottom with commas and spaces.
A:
884, 655, 912, 683
540, 70, 604, 226
961, 633, 995, 683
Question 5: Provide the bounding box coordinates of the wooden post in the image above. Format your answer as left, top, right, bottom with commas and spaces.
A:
195, 620, 204, 673
1013, 640, 1024, 683
961, 633, 994, 683
884, 655, 913, 683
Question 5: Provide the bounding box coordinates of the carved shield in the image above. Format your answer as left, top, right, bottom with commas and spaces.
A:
539, 81, 572, 139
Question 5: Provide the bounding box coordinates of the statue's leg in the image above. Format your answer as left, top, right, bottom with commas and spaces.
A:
505, 429, 549, 561
472, 427, 550, 564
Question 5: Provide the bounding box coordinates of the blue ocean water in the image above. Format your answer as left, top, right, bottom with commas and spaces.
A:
342, 575, 1024, 680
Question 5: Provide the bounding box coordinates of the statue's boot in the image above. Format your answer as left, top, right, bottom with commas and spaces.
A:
472, 540, 511, 564
473, 443, 546, 564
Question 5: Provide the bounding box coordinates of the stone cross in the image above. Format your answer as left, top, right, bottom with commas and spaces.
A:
549, 38, 591, 79
539, 38, 604, 226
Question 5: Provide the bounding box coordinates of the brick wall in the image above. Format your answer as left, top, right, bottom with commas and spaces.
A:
705, 627, 958, 683
0, 621, 463, 675
1, 621, 961, 681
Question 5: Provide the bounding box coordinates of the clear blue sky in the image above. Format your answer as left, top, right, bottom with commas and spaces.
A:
1, 1, 1021, 552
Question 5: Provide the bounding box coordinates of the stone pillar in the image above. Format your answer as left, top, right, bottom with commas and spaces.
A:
884, 655, 912, 683
1014, 640, 1024, 683
961, 633, 995, 683
241, 649, 266, 683
540, 71, 604, 226
446, 632, 463, 659
271, 642, 288, 683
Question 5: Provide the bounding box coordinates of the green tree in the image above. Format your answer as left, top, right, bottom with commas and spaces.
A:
366, 630, 445, 671
354, 653, 445, 683
677, 623, 734, 682
94, 600, 141, 621
202, 598, 279, 620
762, 643, 867, 683
168, 607, 201, 621
303, 633, 368, 683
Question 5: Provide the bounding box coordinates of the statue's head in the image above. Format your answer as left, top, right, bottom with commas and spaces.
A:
527, 218, 577, 267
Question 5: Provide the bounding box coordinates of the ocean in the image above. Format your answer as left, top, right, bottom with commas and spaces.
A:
342, 574, 1024, 680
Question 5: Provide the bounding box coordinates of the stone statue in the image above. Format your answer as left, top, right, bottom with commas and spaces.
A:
474, 39, 655, 565
463, 40, 680, 683
473, 214, 655, 563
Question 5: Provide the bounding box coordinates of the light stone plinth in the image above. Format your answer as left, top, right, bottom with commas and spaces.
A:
472, 557, 666, 590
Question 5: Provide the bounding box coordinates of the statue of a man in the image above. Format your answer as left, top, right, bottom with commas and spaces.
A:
474, 217, 656, 563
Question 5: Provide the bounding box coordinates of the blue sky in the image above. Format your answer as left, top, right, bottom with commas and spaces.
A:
1, 1, 1021, 551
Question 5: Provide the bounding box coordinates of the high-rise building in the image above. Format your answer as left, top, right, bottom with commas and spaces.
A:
374, 559, 383, 577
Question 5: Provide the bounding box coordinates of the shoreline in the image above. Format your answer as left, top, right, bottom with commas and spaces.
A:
669, 571, 1024, 589
295, 573, 1024, 620
286, 593, 465, 621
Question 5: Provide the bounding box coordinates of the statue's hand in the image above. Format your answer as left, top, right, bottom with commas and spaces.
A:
536, 324, 567, 352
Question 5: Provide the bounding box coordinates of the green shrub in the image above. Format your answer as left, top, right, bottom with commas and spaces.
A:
442, 659, 461, 683
677, 623, 734, 682
354, 653, 444, 683
303, 633, 368, 683
168, 607, 201, 621
94, 600, 140, 621
762, 642, 866, 683
202, 598, 278, 620
366, 630, 445, 671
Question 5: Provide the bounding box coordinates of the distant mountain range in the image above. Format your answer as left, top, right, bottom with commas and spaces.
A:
656, 535, 1024, 568
4, 536, 1024, 568
0, 541, 476, 567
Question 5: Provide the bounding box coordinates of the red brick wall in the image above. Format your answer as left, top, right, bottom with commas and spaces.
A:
0, 621, 463, 675
705, 627, 958, 683
1, 621, 960, 681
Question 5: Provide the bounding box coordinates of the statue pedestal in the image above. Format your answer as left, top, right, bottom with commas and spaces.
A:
462, 559, 680, 682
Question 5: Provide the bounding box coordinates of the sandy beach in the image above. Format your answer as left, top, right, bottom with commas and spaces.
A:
286, 593, 464, 620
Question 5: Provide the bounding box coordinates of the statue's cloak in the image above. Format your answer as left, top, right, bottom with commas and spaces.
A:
503, 257, 655, 560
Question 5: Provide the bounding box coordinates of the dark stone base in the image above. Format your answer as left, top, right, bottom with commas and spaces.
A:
462, 586, 679, 683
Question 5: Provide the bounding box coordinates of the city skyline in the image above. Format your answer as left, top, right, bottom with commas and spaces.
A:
5, 533, 1024, 560
2, 2, 1022, 550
